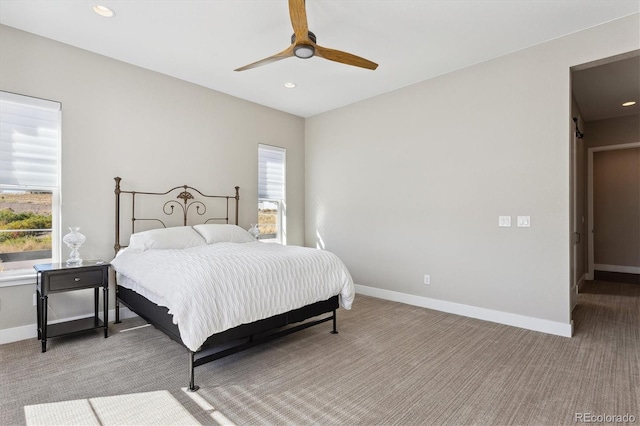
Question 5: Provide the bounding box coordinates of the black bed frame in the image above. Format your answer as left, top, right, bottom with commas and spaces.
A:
113, 177, 339, 391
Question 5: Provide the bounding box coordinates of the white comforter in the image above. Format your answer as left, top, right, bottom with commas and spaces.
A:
111, 242, 354, 351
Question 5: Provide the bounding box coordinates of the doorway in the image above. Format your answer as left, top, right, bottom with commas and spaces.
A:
569, 50, 640, 325
587, 143, 640, 280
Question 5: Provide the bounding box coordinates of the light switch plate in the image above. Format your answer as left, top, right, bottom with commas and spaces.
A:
517, 216, 531, 227
499, 216, 511, 227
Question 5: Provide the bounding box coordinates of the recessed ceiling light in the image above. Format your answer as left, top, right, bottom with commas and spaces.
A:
622, 101, 636, 107
284, 82, 296, 89
93, 5, 115, 17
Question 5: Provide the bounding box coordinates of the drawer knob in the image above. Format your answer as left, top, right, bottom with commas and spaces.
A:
74, 277, 81, 282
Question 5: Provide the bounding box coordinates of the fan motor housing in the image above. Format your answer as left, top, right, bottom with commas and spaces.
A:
291, 31, 317, 59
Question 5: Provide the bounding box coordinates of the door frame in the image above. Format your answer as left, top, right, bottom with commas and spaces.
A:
587, 142, 640, 279
570, 125, 581, 312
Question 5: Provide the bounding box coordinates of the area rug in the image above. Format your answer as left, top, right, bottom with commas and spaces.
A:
24, 390, 200, 426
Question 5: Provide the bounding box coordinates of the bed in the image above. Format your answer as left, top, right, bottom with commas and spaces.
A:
110, 177, 354, 391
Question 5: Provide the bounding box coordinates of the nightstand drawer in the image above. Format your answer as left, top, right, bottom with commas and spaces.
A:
48, 269, 104, 291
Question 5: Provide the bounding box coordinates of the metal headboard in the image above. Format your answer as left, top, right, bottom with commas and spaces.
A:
114, 177, 240, 254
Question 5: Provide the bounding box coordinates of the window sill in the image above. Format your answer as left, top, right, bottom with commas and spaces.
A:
0, 271, 37, 287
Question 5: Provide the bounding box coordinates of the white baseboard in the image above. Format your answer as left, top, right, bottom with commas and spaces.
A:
594, 264, 640, 274
354, 284, 573, 338
0, 306, 138, 345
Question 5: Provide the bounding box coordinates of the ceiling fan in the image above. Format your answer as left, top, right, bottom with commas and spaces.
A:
234, 0, 378, 72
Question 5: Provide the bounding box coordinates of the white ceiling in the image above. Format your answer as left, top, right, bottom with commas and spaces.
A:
1, 1, 639, 118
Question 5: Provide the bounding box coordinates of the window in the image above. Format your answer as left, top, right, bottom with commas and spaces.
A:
0, 92, 61, 279
258, 144, 286, 244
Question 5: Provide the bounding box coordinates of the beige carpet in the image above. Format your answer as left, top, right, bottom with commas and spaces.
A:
1, 279, 638, 425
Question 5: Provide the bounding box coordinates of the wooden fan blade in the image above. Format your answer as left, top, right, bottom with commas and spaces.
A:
314, 45, 378, 70
234, 45, 295, 71
289, 0, 310, 43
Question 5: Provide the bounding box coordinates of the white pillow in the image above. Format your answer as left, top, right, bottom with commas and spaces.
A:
193, 224, 255, 244
128, 226, 206, 251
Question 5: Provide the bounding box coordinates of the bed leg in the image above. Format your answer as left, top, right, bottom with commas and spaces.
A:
330, 309, 339, 334
115, 298, 121, 324
187, 351, 200, 392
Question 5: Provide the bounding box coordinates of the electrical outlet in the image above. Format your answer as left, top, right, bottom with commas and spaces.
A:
517, 216, 531, 227
424, 275, 431, 285
499, 216, 511, 227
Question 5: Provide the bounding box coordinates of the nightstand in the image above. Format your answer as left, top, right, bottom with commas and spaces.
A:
34, 261, 110, 352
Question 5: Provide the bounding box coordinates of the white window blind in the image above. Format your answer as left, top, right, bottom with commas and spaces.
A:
0, 92, 61, 189
258, 144, 285, 200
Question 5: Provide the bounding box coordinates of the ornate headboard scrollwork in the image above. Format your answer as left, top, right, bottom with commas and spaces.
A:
114, 177, 240, 254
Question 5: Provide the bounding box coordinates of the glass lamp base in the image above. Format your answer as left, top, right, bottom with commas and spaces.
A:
63, 227, 86, 267
66, 247, 83, 265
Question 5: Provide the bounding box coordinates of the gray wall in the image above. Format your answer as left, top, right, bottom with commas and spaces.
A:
586, 115, 640, 149
0, 25, 305, 331
305, 14, 639, 325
